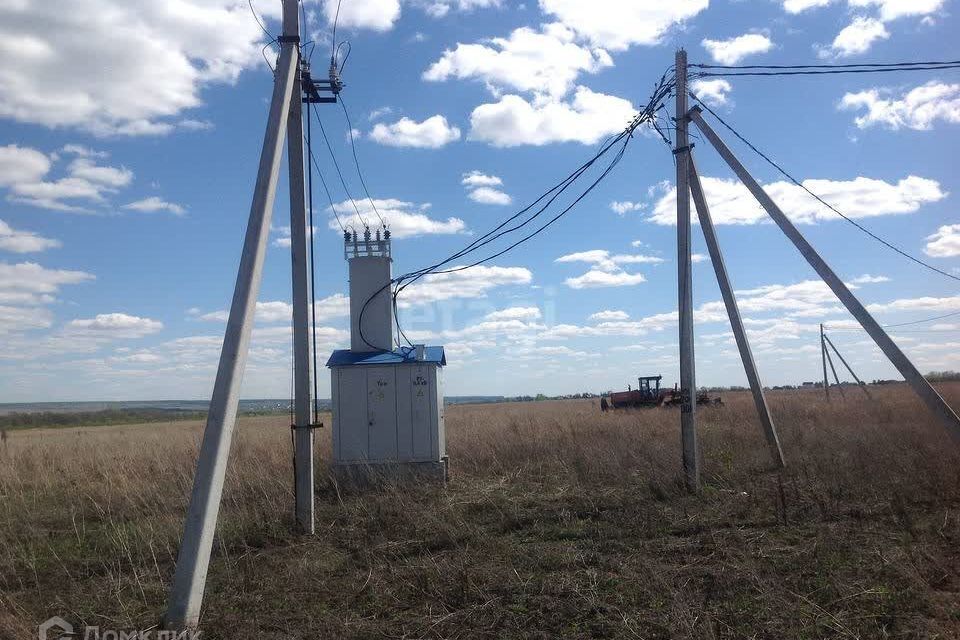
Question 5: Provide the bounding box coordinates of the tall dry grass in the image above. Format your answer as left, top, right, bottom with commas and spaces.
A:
0, 384, 958, 639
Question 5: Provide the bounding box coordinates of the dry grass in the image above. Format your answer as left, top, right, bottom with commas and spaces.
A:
1, 384, 959, 639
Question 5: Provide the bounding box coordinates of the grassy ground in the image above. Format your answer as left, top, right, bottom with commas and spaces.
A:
1, 384, 958, 639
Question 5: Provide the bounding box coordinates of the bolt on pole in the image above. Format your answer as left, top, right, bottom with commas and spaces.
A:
690, 105, 960, 444
674, 49, 699, 491
163, 1, 301, 629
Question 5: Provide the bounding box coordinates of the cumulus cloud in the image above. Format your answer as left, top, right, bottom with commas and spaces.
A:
821, 16, 889, 57
423, 23, 613, 98
329, 198, 465, 238
64, 313, 163, 338
849, 0, 946, 21
0, 144, 51, 185
484, 306, 542, 321
369, 115, 461, 148
866, 295, 960, 313
690, 79, 732, 106
417, 0, 502, 17
321, 0, 401, 32
565, 269, 646, 289
468, 186, 512, 205
462, 171, 503, 188
610, 201, 644, 215
589, 309, 629, 321
839, 82, 960, 130
399, 265, 533, 306
539, 0, 710, 51
0, 261, 92, 334
123, 196, 186, 215
0, 220, 61, 253
649, 175, 945, 225
701, 34, 774, 65
0, 1, 279, 135
0, 261, 94, 295
556, 249, 664, 271
469, 86, 636, 147
925, 224, 960, 257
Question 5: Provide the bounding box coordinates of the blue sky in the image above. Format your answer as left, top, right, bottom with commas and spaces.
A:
0, 0, 958, 401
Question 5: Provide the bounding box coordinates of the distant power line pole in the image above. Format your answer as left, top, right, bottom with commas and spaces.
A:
820, 323, 830, 399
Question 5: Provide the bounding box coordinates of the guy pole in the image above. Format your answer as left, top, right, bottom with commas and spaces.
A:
674, 49, 699, 491
690, 105, 960, 443
820, 323, 830, 399
688, 157, 784, 467
823, 333, 872, 398
164, 0, 301, 628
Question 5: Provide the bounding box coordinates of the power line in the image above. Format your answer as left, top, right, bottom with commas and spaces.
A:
692, 63, 960, 78
338, 95, 387, 228
330, 0, 343, 63
310, 102, 369, 228
882, 310, 960, 329
688, 92, 960, 284
692, 59, 960, 70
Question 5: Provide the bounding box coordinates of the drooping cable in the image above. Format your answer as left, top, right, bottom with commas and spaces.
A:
311, 102, 369, 228
827, 309, 960, 331
330, 0, 343, 63
339, 95, 387, 228
688, 92, 960, 284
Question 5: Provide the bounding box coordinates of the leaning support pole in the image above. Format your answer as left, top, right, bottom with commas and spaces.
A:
164, 3, 300, 629
820, 323, 830, 400
824, 342, 846, 397
286, 41, 316, 534
674, 50, 699, 491
824, 333, 872, 399
690, 106, 960, 444
688, 157, 785, 468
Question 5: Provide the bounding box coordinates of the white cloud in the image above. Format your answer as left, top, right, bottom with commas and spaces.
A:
0, 144, 51, 185
924, 224, 960, 257
867, 295, 960, 313
691, 253, 708, 263
369, 115, 461, 148
565, 269, 646, 289
0, 219, 61, 253
123, 196, 186, 215
539, 0, 709, 51
839, 82, 960, 130
399, 265, 532, 306
850, 274, 890, 283
368, 106, 393, 121
610, 201, 644, 215
329, 198, 465, 238
468, 186, 512, 205
849, 0, 946, 21
649, 175, 946, 225
485, 306, 542, 321
701, 34, 774, 65
462, 171, 503, 187
556, 249, 665, 271
64, 313, 163, 339
418, 0, 502, 18
469, 86, 636, 147
690, 79, 732, 106
822, 17, 889, 57
423, 23, 612, 98
197, 294, 350, 324
0, 2, 277, 135
67, 158, 132, 188
0, 261, 94, 295
321, 0, 401, 31
783, 0, 834, 12
589, 309, 629, 321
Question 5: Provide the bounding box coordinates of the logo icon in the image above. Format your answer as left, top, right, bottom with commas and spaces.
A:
39, 617, 74, 640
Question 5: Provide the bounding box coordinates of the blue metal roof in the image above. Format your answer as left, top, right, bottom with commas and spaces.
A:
326, 346, 446, 367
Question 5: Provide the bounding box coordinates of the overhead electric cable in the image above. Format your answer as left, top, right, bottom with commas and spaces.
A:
338, 95, 387, 228
311, 102, 369, 228
828, 309, 960, 330
688, 92, 960, 284
692, 59, 960, 70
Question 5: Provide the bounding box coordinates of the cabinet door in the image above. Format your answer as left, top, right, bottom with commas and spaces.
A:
337, 368, 367, 462
367, 367, 397, 460
411, 365, 433, 460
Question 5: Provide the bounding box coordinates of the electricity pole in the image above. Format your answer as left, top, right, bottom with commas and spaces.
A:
820, 323, 830, 399
675, 49, 699, 491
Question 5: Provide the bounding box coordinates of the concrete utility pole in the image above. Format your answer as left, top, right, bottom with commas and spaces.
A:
674, 49, 699, 491
690, 105, 960, 444
823, 333, 872, 398
688, 158, 784, 468
820, 323, 830, 399
286, 45, 315, 534
164, 1, 301, 629
824, 341, 846, 397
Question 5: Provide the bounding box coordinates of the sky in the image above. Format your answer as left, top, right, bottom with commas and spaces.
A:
0, 0, 958, 402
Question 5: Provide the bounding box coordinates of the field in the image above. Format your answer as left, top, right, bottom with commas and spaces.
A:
1, 384, 959, 639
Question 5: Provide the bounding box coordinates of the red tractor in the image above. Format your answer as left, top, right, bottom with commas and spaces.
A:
605, 375, 721, 409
